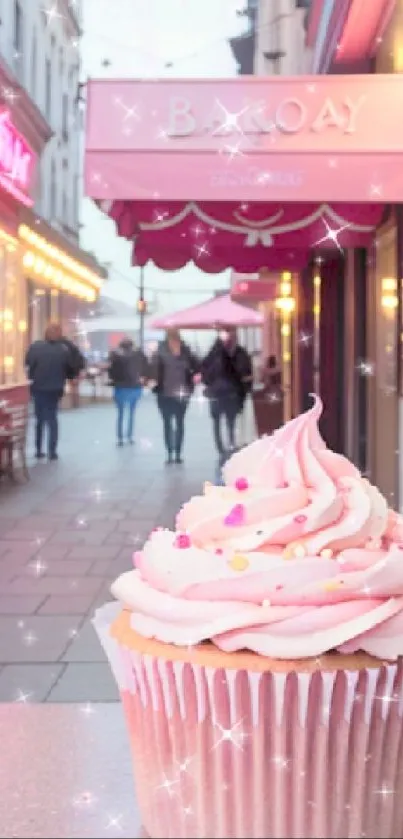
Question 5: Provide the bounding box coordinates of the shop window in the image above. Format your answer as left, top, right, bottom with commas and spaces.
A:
0, 244, 26, 385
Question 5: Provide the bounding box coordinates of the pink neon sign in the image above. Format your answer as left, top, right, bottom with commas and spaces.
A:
0, 111, 35, 207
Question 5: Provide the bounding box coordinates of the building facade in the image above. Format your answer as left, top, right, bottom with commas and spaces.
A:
0, 0, 105, 388
305, 0, 402, 506
254, 0, 310, 75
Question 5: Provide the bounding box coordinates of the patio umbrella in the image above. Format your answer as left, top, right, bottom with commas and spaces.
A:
149, 293, 263, 330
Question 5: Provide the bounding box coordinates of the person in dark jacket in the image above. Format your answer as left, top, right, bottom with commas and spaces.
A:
108, 337, 149, 446
25, 322, 73, 460
201, 327, 252, 462
152, 328, 199, 465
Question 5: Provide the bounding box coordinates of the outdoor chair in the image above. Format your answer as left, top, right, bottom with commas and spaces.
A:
0, 401, 29, 482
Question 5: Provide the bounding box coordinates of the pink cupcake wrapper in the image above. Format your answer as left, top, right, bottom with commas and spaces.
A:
93, 606, 403, 838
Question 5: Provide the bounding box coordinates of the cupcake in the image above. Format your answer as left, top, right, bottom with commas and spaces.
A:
94, 396, 403, 839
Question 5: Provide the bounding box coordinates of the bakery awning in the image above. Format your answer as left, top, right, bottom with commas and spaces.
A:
85, 74, 401, 272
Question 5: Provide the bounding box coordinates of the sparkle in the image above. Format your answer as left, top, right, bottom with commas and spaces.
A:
2, 86, 18, 104
153, 209, 169, 223
29, 558, 47, 577
73, 791, 97, 808
357, 360, 374, 377
272, 755, 290, 770
105, 813, 124, 831
370, 183, 383, 198
212, 99, 249, 137
80, 702, 95, 717
195, 241, 210, 259
377, 692, 399, 713
266, 391, 280, 404
15, 689, 33, 703
23, 631, 37, 647
156, 127, 169, 141
190, 223, 204, 238
139, 437, 153, 450
314, 218, 351, 253
75, 516, 87, 528
374, 783, 395, 797
115, 97, 141, 124
157, 774, 179, 796
42, 2, 63, 26
176, 756, 193, 774
90, 486, 107, 502
220, 140, 244, 162
211, 719, 247, 751
298, 331, 312, 346
183, 805, 194, 817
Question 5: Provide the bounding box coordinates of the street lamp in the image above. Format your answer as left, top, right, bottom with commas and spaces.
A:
137, 266, 147, 350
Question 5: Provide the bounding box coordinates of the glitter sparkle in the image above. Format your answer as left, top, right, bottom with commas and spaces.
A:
314, 218, 351, 252
211, 719, 248, 751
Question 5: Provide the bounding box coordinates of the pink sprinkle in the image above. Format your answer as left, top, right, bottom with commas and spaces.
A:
224, 504, 245, 527
235, 477, 249, 491
275, 584, 284, 591
174, 533, 191, 549
294, 514, 307, 524
398, 544, 403, 551
215, 548, 223, 555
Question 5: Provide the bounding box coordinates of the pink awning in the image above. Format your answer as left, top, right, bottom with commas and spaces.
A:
149, 294, 264, 330
105, 200, 383, 273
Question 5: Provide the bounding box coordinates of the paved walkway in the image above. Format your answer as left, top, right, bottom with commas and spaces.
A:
0, 391, 218, 703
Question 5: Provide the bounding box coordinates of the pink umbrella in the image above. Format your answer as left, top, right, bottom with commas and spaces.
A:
149, 293, 263, 330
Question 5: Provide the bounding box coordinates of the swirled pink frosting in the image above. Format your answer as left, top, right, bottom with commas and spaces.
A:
111, 397, 403, 659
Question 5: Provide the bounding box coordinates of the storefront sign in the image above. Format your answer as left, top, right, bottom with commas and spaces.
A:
166, 95, 365, 138
0, 111, 35, 207
85, 75, 403, 201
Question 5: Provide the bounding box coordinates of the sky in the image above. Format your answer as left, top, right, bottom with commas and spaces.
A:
80, 0, 245, 321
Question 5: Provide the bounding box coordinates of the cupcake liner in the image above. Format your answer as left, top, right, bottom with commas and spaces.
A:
93, 607, 403, 838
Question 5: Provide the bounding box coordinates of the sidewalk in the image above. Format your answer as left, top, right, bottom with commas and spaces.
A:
0, 391, 218, 704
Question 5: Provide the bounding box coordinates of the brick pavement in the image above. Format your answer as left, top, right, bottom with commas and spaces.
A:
0, 391, 218, 703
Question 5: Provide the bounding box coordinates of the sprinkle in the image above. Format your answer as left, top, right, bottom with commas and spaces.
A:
283, 542, 306, 560
224, 504, 245, 527
174, 533, 191, 549
228, 554, 250, 572
262, 598, 271, 608
235, 477, 249, 491
323, 580, 341, 592
215, 547, 223, 555
320, 548, 333, 559
294, 514, 307, 524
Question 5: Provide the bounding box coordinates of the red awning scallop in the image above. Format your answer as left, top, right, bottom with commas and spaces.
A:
105, 200, 384, 273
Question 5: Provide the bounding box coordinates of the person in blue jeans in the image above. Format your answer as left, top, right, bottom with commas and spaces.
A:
108, 338, 149, 446
25, 322, 79, 460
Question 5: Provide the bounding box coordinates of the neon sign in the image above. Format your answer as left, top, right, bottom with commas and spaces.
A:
0, 111, 35, 206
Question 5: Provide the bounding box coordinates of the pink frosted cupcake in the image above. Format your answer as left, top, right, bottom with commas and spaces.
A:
94, 397, 403, 839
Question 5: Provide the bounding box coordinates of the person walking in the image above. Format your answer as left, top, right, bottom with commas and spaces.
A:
25, 322, 73, 460
152, 328, 199, 465
108, 337, 149, 446
201, 328, 252, 463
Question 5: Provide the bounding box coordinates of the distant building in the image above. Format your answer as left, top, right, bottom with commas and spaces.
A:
0, 0, 105, 384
